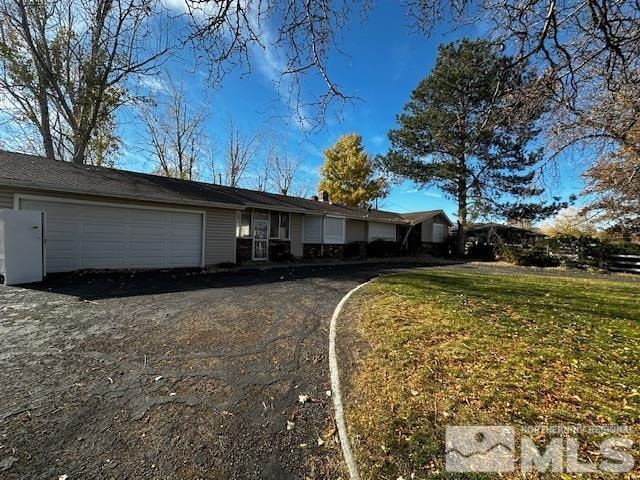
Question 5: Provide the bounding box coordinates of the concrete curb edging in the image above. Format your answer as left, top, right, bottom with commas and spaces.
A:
329, 278, 376, 480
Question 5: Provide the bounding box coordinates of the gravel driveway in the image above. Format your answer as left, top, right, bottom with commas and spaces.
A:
1, 264, 405, 480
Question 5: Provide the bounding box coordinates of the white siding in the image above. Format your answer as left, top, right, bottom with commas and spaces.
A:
0, 189, 14, 209
204, 207, 238, 265
421, 216, 450, 243
345, 219, 366, 242
433, 223, 448, 243
421, 218, 434, 242
323, 216, 345, 244
290, 213, 304, 257
368, 221, 396, 241
304, 215, 323, 243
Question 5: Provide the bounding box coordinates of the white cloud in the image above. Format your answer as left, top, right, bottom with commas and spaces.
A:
139, 76, 170, 94
404, 187, 443, 198
371, 135, 386, 148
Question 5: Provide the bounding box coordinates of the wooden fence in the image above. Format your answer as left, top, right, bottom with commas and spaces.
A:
607, 254, 640, 274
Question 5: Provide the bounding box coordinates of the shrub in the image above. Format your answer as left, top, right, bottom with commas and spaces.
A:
344, 241, 367, 259
367, 240, 400, 258
499, 246, 560, 267
270, 243, 293, 262
467, 242, 495, 261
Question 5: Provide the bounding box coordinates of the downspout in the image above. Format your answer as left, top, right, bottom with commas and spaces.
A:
401, 223, 415, 250
321, 215, 325, 257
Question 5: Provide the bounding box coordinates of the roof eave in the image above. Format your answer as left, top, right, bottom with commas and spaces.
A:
0, 178, 246, 211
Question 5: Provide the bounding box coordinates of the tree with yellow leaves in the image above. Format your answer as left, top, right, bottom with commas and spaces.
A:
318, 133, 387, 207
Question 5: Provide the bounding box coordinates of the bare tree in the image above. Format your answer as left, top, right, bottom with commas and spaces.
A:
252, 142, 275, 192
405, 0, 639, 161
140, 80, 208, 180
271, 150, 302, 196
184, 0, 355, 129
0, 0, 170, 164
219, 118, 259, 187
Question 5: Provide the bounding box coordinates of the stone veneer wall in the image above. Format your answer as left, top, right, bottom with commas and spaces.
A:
236, 238, 292, 263
268, 239, 292, 261
303, 243, 345, 259
236, 238, 252, 263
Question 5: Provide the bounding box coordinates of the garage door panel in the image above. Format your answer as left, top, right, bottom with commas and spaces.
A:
130, 224, 166, 236
80, 240, 127, 252
46, 239, 75, 251
128, 257, 168, 268
38, 202, 80, 219
166, 256, 201, 266
170, 229, 201, 239
130, 210, 170, 223
20, 198, 203, 273
81, 257, 125, 269
129, 240, 167, 253
81, 206, 126, 221
171, 212, 202, 225
47, 258, 75, 271
82, 223, 127, 235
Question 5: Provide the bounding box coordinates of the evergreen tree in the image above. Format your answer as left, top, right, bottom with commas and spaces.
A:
383, 39, 560, 255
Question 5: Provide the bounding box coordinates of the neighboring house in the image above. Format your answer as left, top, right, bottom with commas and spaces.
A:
460, 223, 547, 246
398, 211, 453, 251
0, 151, 452, 276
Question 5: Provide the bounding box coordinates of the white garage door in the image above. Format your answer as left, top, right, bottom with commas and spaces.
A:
19, 198, 203, 273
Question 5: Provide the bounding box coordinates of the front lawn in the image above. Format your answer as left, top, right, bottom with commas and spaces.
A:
345, 269, 639, 479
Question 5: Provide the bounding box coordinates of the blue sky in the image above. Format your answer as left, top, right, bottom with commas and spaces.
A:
118, 2, 585, 220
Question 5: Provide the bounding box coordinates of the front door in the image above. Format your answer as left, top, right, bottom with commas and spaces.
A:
253, 218, 269, 260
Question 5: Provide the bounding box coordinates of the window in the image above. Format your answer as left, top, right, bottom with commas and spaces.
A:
323, 216, 345, 244
270, 212, 279, 238
279, 212, 289, 239
270, 211, 290, 239
237, 212, 251, 238
433, 223, 447, 243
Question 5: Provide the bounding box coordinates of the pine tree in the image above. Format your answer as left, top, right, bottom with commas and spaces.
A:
383, 39, 559, 255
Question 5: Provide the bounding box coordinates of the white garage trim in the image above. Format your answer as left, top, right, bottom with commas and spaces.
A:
15, 193, 206, 269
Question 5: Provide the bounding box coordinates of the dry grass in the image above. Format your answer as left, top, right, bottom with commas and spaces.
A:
345, 270, 639, 479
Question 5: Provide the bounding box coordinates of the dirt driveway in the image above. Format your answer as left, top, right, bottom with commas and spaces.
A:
0, 264, 404, 480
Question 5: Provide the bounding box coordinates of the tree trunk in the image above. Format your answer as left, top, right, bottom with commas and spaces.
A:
456, 221, 467, 257
72, 139, 87, 164
36, 69, 55, 159
455, 170, 468, 257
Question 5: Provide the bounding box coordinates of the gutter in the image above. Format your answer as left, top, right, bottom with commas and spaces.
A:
0, 179, 246, 211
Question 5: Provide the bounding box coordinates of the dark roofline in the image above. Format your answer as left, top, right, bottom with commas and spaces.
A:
0, 150, 437, 224
400, 210, 453, 226
457, 223, 546, 235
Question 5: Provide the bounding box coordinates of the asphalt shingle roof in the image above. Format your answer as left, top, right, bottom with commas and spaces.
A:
400, 210, 452, 226
0, 150, 428, 223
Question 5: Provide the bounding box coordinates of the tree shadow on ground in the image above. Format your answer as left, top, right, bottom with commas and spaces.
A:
16, 260, 460, 301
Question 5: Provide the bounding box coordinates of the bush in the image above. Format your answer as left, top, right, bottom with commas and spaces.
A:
344, 241, 367, 259
467, 242, 495, 261
367, 240, 400, 258
270, 243, 293, 262
499, 245, 560, 267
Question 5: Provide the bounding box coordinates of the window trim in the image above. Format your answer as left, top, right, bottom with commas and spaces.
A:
268, 210, 290, 240
237, 211, 252, 238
